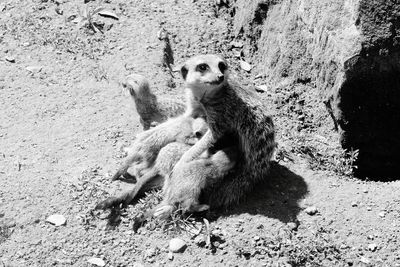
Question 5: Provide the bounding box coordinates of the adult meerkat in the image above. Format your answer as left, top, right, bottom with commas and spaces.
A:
111, 116, 207, 181
96, 118, 208, 210
154, 54, 275, 216
122, 73, 186, 130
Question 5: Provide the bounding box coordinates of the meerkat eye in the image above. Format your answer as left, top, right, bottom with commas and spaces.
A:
195, 131, 203, 138
181, 65, 188, 80
196, 63, 209, 72
218, 62, 227, 73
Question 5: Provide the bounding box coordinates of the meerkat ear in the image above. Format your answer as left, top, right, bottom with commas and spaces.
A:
180, 65, 188, 80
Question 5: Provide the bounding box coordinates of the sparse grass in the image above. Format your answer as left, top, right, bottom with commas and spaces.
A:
0, 224, 12, 244
292, 140, 358, 177
88, 64, 109, 81
1, 6, 111, 60
254, 227, 344, 266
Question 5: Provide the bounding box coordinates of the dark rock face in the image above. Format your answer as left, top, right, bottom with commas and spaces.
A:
233, 0, 400, 179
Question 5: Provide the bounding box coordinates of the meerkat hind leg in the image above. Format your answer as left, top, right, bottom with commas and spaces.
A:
96, 171, 163, 210
153, 204, 175, 220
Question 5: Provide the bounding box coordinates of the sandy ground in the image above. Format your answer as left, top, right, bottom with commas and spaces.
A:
1, 0, 400, 266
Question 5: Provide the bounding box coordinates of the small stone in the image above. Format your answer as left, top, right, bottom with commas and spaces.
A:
378, 211, 386, 217
230, 41, 243, 48
219, 242, 228, 249
5, 56, 15, 63
167, 251, 174, 261
211, 229, 221, 236
368, 243, 377, 252
367, 235, 374, 240
145, 247, 157, 258
46, 214, 66, 226
287, 222, 298, 231
87, 257, 105, 266
169, 238, 187, 253
304, 206, 318, 215
255, 84, 269, 92
351, 202, 357, 207
253, 236, 260, 241
26, 65, 42, 73
367, 206, 372, 211
194, 235, 206, 247
239, 60, 252, 72
363, 189, 368, 193
360, 256, 370, 264
297, 114, 305, 121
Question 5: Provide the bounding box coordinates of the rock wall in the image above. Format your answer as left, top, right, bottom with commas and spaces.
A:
233, 0, 400, 179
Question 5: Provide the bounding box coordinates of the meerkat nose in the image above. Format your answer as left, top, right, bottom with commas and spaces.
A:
217, 74, 224, 83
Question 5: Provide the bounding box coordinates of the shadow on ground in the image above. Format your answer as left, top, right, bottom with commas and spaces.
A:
224, 162, 308, 223
101, 162, 308, 228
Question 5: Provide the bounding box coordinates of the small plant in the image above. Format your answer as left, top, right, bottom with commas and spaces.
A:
78, 6, 106, 33
332, 148, 359, 176
0, 224, 12, 244
78, 1, 119, 34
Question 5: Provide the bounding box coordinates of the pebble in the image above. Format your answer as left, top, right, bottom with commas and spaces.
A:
378, 211, 386, 218
169, 238, 187, 253
239, 60, 252, 72
351, 202, 357, 207
304, 206, 318, 215
5, 56, 15, 63
367, 206, 372, 211
368, 243, 377, 252
253, 236, 260, 241
26, 65, 42, 73
230, 41, 243, 48
360, 256, 370, 264
46, 214, 66, 226
255, 84, 269, 92
145, 247, 157, 257
167, 251, 174, 261
87, 257, 105, 266
287, 222, 298, 231
211, 229, 221, 236
194, 235, 206, 247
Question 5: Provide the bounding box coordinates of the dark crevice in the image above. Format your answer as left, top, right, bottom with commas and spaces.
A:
338, 54, 400, 180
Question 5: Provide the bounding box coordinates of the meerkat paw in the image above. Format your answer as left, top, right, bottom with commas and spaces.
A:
153, 205, 175, 220
190, 204, 210, 213
95, 197, 122, 210
150, 121, 160, 128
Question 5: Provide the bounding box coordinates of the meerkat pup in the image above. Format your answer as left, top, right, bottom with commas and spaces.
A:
153, 54, 275, 217
152, 146, 238, 219
96, 118, 208, 210
111, 115, 207, 181
122, 73, 186, 130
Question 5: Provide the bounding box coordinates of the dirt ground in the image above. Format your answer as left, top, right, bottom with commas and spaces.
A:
1, 0, 400, 266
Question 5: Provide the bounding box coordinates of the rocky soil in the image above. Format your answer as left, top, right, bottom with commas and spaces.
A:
1, 0, 400, 266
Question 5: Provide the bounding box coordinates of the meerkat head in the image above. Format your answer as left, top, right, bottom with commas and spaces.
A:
192, 117, 208, 139
180, 54, 228, 100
